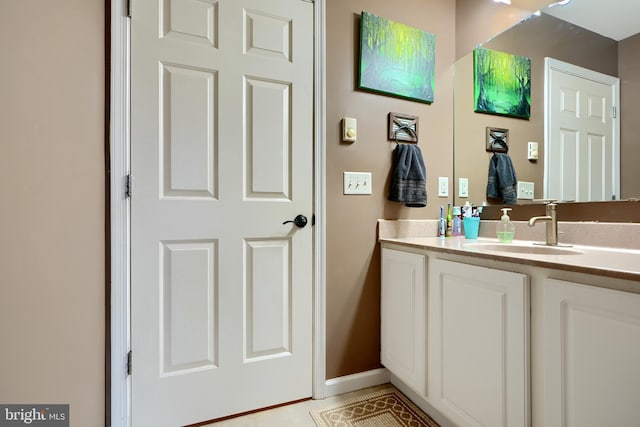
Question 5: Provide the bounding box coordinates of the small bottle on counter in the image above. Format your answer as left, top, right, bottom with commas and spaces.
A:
453, 206, 462, 236
496, 208, 515, 243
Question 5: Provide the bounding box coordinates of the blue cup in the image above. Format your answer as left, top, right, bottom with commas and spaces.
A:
463, 217, 480, 239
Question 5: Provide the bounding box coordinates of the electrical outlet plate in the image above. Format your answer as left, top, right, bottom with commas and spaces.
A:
517, 181, 534, 200
458, 178, 469, 198
343, 172, 372, 195
438, 177, 449, 197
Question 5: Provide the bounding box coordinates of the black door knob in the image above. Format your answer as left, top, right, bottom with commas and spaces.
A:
283, 214, 308, 228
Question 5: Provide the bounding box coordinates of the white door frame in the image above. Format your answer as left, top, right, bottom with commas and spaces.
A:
543, 57, 620, 201
109, 0, 327, 425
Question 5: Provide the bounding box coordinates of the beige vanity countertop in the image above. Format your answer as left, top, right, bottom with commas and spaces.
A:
380, 235, 640, 282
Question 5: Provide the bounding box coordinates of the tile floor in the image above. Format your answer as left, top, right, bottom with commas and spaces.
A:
203, 384, 391, 426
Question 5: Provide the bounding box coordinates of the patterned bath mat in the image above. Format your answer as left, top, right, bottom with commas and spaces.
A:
309, 385, 439, 427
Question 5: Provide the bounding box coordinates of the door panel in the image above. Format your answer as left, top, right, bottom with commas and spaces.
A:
244, 238, 292, 360
244, 77, 291, 198
161, 64, 217, 198
161, 240, 218, 375
162, 0, 218, 46
131, 0, 313, 425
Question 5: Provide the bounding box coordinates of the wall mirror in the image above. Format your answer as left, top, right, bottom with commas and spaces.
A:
453, 0, 640, 213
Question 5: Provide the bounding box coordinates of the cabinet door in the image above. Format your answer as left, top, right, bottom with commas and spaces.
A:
381, 247, 426, 395
542, 278, 640, 427
428, 259, 529, 427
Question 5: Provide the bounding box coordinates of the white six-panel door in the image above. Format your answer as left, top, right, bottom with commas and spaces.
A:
130, 0, 314, 425
545, 58, 619, 202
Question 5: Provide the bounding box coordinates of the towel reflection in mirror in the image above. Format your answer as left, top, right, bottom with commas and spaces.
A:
487, 152, 518, 205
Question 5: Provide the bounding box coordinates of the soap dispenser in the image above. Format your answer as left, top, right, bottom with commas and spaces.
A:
497, 208, 515, 243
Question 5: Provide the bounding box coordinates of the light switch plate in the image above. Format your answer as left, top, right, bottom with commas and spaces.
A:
438, 177, 449, 197
458, 178, 469, 198
342, 117, 357, 142
343, 171, 372, 194
517, 181, 534, 200
527, 141, 539, 160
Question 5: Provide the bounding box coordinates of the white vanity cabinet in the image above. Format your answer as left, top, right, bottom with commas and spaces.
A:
380, 247, 427, 395
380, 245, 530, 426
540, 278, 640, 427
381, 240, 640, 427
428, 259, 529, 427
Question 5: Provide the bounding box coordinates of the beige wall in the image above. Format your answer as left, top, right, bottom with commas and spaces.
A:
454, 13, 618, 204
619, 33, 640, 199
326, 0, 455, 379
0, 1, 105, 425
455, 0, 534, 60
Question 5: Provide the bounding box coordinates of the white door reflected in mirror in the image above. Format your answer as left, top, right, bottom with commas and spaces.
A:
544, 58, 619, 202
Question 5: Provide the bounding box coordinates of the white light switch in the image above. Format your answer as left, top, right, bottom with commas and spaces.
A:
528, 141, 539, 160
343, 171, 372, 194
438, 177, 449, 197
517, 181, 534, 200
458, 178, 469, 198
342, 117, 357, 142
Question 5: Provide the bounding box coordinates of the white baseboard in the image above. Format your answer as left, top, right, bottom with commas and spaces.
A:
323, 368, 390, 398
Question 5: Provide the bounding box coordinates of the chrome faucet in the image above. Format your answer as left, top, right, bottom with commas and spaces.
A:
528, 203, 558, 246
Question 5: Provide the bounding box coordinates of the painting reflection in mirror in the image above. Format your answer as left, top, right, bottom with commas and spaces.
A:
474, 48, 531, 119
454, 4, 640, 208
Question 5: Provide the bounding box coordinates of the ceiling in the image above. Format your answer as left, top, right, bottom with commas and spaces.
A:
543, 0, 640, 41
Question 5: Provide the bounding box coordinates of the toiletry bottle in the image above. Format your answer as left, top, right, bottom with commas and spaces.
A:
445, 203, 453, 237
496, 208, 515, 243
463, 201, 471, 218
452, 206, 462, 236
439, 206, 446, 237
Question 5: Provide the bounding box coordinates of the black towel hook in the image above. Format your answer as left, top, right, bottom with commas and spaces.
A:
490, 137, 508, 153
393, 125, 418, 145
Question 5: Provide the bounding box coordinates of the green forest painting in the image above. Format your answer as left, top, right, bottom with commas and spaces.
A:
359, 12, 436, 104
474, 47, 531, 119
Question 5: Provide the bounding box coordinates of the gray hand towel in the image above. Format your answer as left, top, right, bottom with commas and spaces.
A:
389, 144, 427, 207
487, 153, 518, 205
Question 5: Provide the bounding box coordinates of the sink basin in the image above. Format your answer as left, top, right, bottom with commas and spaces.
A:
465, 243, 583, 256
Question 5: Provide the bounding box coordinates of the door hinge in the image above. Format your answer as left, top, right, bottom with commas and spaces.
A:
301, 0, 314, 3
125, 174, 132, 198
126, 0, 132, 18
127, 350, 132, 375
612, 106, 617, 118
